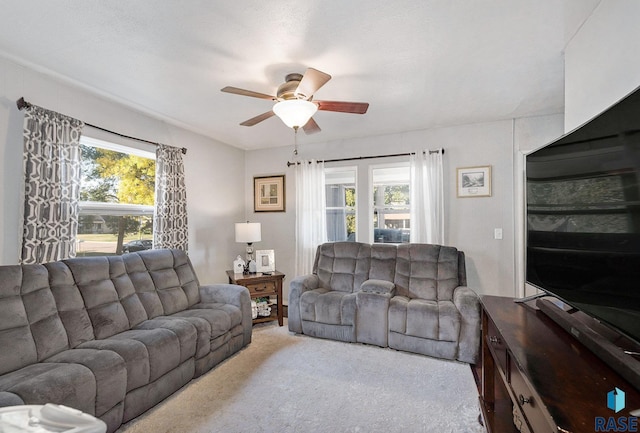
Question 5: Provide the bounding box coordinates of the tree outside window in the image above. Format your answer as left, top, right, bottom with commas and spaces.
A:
78, 138, 155, 256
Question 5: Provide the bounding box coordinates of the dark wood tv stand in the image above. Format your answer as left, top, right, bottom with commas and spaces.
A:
480, 295, 640, 433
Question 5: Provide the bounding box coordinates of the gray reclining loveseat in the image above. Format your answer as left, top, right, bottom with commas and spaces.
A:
288, 242, 480, 363
0, 248, 251, 432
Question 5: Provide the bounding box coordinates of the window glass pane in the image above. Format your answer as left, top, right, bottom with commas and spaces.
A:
78, 138, 155, 256
77, 215, 153, 256
372, 165, 410, 243
325, 168, 356, 242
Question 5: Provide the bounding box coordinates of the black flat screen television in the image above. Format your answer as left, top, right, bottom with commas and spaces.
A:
526, 85, 640, 347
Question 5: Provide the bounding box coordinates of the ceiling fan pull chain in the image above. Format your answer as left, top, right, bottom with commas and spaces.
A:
293, 126, 299, 156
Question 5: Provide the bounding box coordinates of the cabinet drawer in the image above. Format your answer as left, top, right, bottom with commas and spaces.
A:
246, 281, 276, 296
509, 357, 555, 433
486, 317, 508, 376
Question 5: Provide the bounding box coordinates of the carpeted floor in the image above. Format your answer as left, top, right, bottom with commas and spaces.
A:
117, 321, 486, 433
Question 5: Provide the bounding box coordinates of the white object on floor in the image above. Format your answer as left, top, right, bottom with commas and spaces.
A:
0, 404, 106, 433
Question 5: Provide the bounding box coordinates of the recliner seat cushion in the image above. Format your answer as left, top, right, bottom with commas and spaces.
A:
389, 297, 461, 342
79, 327, 181, 392
0, 363, 97, 415
46, 348, 127, 417
300, 289, 356, 325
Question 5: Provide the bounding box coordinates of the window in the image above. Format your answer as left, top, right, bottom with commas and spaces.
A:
325, 167, 357, 242
371, 164, 410, 243
78, 137, 155, 256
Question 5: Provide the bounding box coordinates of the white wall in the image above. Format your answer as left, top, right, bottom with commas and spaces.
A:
0, 56, 245, 283
245, 114, 564, 301
564, 0, 640, 131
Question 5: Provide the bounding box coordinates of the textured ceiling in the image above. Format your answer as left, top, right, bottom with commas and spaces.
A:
0, 1, 600, 150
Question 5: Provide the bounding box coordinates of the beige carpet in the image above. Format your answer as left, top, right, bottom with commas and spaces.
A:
117, 321, 486, 433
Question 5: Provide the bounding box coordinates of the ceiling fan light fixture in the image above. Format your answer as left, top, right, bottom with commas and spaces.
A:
272, 99, 318, 129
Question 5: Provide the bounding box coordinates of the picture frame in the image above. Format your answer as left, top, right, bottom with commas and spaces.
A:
457, 165, 492, 198
255, 249, 275, 273
254, 175, 286, 212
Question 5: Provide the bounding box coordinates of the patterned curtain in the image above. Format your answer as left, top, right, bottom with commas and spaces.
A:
154, 144, 189, 251
21, 105, 84, 264
295, 159, 327, 276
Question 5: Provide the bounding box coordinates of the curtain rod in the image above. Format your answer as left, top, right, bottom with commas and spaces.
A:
286, 149, 444, 167
16, 97, 187, 155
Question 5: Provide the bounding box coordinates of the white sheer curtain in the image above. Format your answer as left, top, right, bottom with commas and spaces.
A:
21, 104, 84, 264
410, 150, 444, 244
295, 159, 327, 276
154, 144, 189, 251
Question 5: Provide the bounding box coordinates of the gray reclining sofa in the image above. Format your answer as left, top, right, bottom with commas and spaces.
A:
288, 242, 480, 364
0, 248, 251, 432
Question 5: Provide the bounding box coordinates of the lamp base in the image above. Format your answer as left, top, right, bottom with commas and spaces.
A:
243, 260, 258, 274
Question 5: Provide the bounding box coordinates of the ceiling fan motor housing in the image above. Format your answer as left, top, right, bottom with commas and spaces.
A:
277, 73, 306, 101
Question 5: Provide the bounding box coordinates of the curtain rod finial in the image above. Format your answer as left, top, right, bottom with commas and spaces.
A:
16, 97, 30, 110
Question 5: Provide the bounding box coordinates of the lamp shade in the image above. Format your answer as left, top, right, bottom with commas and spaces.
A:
235, 222, 262, 243
272, 99, 318, 129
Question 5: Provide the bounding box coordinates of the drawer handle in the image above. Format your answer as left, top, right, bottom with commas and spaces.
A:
256, 285, 265, 291
519, 394, 531, 406
489, 336, 500, 344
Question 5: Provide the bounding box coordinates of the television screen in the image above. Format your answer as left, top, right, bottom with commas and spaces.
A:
526, 86, 640, 345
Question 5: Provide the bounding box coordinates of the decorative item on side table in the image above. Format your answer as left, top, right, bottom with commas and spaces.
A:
254, 175, 285, 212
456, 165, 491, 198
226, 270, 285, 326
235, 221, 261, 273
255, 249, 275, 274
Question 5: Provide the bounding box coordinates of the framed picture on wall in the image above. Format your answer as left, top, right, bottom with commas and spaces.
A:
254, 175, 286, 212
457, 165, 492, 198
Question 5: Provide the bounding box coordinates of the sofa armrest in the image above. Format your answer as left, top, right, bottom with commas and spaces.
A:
360, 279, 396, 296
453, 285, 481, 363
288, 274, 319, 333
199, 283, 252, 345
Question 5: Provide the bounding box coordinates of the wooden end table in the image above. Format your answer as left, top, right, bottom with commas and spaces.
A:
226, 270, 285, 326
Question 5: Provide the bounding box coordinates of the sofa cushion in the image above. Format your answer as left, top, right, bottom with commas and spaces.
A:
300, 289, 357, 326
135, 317, 198, 363
369, 244, 397, 282
107, 257, 149, 327
0, 362, 97, 415
79, 328, 181, 392
46, 261, 96, 347
138, 249, 201, 314
173, 303, 241, 352
64, 257, 131, 339
21, 265, 70, 360
123, 253, 165, 319
389, 296, 461, 342
0, 266, 37, 375
314, 242, 371, 293
0, 265, 70, 375
394, 244, 460, 301
46, 348, 127, 417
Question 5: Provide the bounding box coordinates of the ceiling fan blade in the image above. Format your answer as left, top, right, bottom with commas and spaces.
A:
302, 117, 321, 135
221, 86, 276, 100
240, 111, 275, 126
295, 68, 332, 99
315, 100, 369, 114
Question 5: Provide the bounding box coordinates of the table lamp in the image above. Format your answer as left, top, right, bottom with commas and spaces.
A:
235, 221, 261, 273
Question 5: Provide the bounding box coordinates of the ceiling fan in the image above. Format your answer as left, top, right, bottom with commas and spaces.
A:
221, 68, 369, 134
